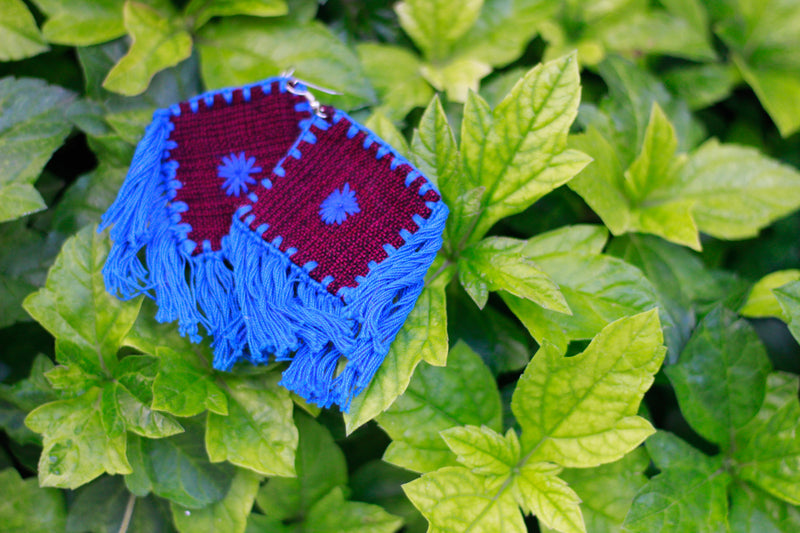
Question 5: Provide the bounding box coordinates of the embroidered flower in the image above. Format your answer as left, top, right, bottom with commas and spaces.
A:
320, 183, 360, 225
218, 152, 261, 196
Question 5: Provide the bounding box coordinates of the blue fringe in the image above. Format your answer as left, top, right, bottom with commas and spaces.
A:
98, 109, 242, 368
226, 202, 448, 410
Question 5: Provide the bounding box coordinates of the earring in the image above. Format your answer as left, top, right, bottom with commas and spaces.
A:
226, 80, 448, 410
99, 77, 315, 368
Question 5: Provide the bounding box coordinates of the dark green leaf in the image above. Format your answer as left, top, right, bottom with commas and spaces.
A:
0, 467, 66, 532
171, 469, 261, 533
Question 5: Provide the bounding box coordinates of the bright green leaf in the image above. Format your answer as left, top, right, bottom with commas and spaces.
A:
460, 237, 569, 312
503, 251, 660, 353
774, 280, 800, 343
344, 267, 453, 433
302, 486, 403, 533
24, 227, 142, 376
734, 372, 800, 505
666, 307, 771, 446
404, 466, 526, 533
172, 468, 261, 533
0, 0, 48, 61
379, 342, 502, 473
681, 139, 800, 240
197, 18, 374, 109
441, 426, 519, 476
0, 468, 66, 532
741, 270, 800, 319
395, 0, 484, 62
256, 411, 347, 522
420, 57, 492, 102
32, 0, 125, 46
458, 53, 590, 245
184, 0, 288, 29
103, 1, 193, 96
151, 347, 228, 417
25, 387, 131, 489
364, 112, 410, 158
513, 462, 585, 533
206, 372, 297, 477
512, 310, 665, 467
358, 43, 433, 121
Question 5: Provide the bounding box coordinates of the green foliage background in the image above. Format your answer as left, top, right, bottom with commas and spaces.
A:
1, 1, 800, 532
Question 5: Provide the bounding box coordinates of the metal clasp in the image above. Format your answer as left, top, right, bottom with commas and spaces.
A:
281, 68, 341, 119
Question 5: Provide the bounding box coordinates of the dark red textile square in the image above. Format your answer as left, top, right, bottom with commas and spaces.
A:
242, 114, 441, 294
168, 81, 311, 253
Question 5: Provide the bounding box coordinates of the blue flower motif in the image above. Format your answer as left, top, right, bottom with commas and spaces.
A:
320, 183, 360, 225
217, 152, 261, 196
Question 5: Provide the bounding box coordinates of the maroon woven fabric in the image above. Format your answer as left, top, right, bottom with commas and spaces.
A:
244, 116, 441, 294
168, 82, 310, 252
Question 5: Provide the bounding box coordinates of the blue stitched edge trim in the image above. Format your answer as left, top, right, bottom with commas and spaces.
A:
168, 76, 293, 117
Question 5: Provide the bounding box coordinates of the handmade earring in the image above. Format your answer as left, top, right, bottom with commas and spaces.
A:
225, 81, 448, 409
100, 77, 315, 368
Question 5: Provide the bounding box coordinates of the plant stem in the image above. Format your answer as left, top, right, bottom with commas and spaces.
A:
118, 493, 136, 533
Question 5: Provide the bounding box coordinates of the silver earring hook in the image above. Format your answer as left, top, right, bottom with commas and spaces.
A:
281, 68, 342, 119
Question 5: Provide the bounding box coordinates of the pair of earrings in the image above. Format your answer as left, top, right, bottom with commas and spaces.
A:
100, 76, 447, 410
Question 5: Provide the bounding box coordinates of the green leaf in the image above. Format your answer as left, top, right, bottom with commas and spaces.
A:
540, 449, 649, 533
623, 433, 730, 533
502, 247, 660, 353
0, 76, 74, 215
151, 347, 228, 417
32, 0, 125, 46
460, 237, 569, 312
0, 354, 59, 445
103, 1, 193, 96
364, 113, 410, 158
344, 268, 453, 433
0, 182, 47, 223
395, 0, 484, 62
378, 342, 502, 473
404, 466, 526, 533
412, 96, 460, 200
741, 270, 800, 319
0, 467, 66, 532
458, 53, 590, 245
24, 226, 142, 377
52, 162, 128, 234
197, 18, 374, 109
257, 412, 347, 521
681, 139, 800, 240
714, 0, 800, 136
184, 0, 288, 29
665, 307, 771, 446
734, 372, 800, 505
357, 43, 433, 121
206, 372, 297, 477
137, 419, 236, 508
350, 461, 426, 533
441, 426, 519, 476
0, 0, 48, 61
511, 310, 665, 467
25, 387, 131, 488
512, 462, 585, 533
774, 280, 800, 343
729, 482, 800, 533
301, 486, 403, 533
662, 63, 740, 110
114, 381, 184, 439
420, 57, 492, 102
66, 476, 172, 533
172, 469, 261, 533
